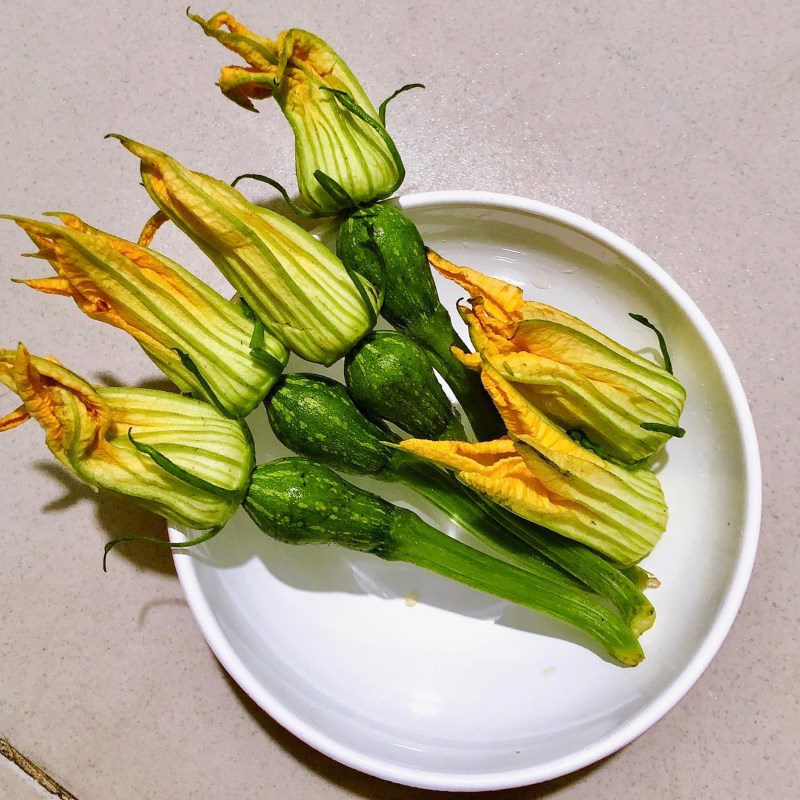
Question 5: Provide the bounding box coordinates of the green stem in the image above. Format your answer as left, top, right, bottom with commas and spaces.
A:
385, 509, 644, 666
127, 429, 238, 500
386, 455, 579, 589
489, 504, 655, 636
412, 307, 504, 441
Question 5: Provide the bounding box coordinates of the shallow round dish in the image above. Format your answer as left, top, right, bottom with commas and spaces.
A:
170, 192, 761, 791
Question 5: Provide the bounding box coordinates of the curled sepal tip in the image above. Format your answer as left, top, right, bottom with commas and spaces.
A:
231, 173, 322, 219
629, 313, 674, 374
102, 525, 223, 572
378, 82, 425, 125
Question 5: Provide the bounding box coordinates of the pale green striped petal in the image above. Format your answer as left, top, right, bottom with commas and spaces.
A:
111, 136, 378, 366
7, 212, 286, 418
0, 347, 251, 530
190, 13, 405, 214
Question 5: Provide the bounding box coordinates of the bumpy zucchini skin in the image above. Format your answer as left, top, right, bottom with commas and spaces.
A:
344, 331, 466, 440
337, 204, 503, 440
266, 373, 392, 475
244, 458, 394, 552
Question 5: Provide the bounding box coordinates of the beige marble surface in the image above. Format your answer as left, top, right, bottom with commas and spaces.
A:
1, 1, 797, 797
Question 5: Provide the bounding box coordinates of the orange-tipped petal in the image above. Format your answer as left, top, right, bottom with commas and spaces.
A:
189, 11, 281, 109
451, 346, 482, 371
13, 277, 72, 296
399, 437, 518, 474
480, 362, 574, 454
217, 65, 277, 111
189, 10, 279, 71
0, 344, 108, 471
137, 210, 169, 247
427, 249, 524, 330
457, 300, 512, 354
0, 404, 30, 432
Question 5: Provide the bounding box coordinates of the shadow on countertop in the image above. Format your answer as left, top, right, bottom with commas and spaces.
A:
30, 372, 188, 578
36, 461, 177, 577
215, 662, 614, 799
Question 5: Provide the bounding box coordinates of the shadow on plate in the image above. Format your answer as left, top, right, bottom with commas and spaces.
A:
185, 500, 621, 665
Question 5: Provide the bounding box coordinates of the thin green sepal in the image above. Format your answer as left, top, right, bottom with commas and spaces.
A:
103, 524, 223, 572
378, 82, 425, 125
231, 173, 323, 218
128, 428, 238, 499
629, 313, 674, 374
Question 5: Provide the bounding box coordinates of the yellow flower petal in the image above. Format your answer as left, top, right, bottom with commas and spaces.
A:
451, 346, 482, 371
427, 249, 524, 333
480, 362, 581, 455
399, 362, 668, 563
190, 10, 279, 72
217, 65, 277, 111
137, 210, 168, 247
399, 437, 518, 474
12, 277, 72, 296
0, 344, 108, 472
456, 302, 511, 355
0, 404, 30, 432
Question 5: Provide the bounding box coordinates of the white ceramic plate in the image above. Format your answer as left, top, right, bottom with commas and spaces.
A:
170, 192, 760, 791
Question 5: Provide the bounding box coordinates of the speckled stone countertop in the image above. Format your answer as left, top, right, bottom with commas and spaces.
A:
1, 1, 797, 798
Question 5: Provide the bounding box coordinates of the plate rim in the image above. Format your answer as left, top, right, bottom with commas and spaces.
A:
170, 190, 762, 792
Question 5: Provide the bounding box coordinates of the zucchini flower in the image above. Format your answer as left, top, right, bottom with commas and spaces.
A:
400, 363, 668, 565
5, 213, 287, 418
109, 135, 379, 366
0, 345, 253, 531
189, 11, 415, 215
428, 250, 686, 463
